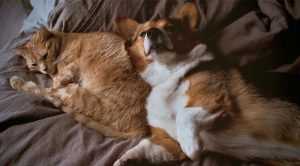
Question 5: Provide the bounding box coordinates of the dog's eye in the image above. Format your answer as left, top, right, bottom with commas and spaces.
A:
140, 31, 146, 37
165, 25, 175, 32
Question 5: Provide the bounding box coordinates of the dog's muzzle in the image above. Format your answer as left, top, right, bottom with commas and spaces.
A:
146, 28, 161, 41
144, 28, 173, 55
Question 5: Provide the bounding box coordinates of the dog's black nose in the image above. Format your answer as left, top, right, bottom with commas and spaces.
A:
146, 28, 161, 40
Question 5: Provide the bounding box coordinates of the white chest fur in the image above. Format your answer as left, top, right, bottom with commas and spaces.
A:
146, 78, 190, 139
142, 44, 212, 140
140, 44, 216, 160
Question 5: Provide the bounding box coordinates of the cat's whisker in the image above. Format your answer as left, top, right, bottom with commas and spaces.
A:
54, 57, 63, 64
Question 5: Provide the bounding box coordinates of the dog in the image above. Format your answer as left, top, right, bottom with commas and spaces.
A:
114, 2, 300, 165
114, 2, 208, 165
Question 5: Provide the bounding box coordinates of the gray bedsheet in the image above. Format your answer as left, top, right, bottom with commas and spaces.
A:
1, 0, 300, 165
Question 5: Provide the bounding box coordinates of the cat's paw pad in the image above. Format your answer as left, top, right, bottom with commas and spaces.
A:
10, 76, 26, 90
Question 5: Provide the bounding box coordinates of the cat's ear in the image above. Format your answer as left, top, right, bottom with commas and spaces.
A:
12, 45, 27, 56
115, 17, 139, 42
37, 25, 52, 42
174, 2, 200, 29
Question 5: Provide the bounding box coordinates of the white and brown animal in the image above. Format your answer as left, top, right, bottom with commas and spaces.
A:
10, 27, 150, 139
114, 2, 300, 165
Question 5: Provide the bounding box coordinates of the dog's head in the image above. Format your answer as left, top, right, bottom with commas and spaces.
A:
115, 2, 205, 72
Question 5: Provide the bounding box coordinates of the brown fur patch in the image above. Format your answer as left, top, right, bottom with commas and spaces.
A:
149, 127, 186, 160
185, 65, 300, 146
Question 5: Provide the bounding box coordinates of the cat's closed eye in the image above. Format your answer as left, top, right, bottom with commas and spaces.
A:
42, 53, 48, 60
31, 63, 37, 67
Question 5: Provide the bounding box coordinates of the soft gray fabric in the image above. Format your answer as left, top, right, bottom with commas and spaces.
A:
20, 0, 62, 31
0, 0, 28, 49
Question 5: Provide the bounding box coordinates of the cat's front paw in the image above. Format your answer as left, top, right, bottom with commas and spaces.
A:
52, 81, 62, 89
53, 75, 74, 88
10, 76, 39, 93
10, 76, 26, 91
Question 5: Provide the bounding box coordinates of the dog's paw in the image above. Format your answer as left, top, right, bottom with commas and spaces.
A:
178, 134, 201, 160
10, 76, 26, 91
182, 141, 201, 160
176, 112, 201, 160
113, 154, 135, 166
113, 159, 127, 166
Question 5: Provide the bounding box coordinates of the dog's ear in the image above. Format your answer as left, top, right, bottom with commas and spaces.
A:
115, 17, 139, 41
12, 44, 27, 56
175, 2, 199, 29
37, 25, 52, 42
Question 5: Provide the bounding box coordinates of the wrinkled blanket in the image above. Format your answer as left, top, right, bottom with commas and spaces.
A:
1, 0, 300, 165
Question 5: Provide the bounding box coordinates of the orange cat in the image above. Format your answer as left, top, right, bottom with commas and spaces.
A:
10, 26, 150, 139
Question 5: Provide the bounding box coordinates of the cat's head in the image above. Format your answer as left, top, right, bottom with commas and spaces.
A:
12, 25, 60, 75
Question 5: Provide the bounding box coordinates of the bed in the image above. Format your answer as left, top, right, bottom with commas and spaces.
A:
1, 0, 300, 165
